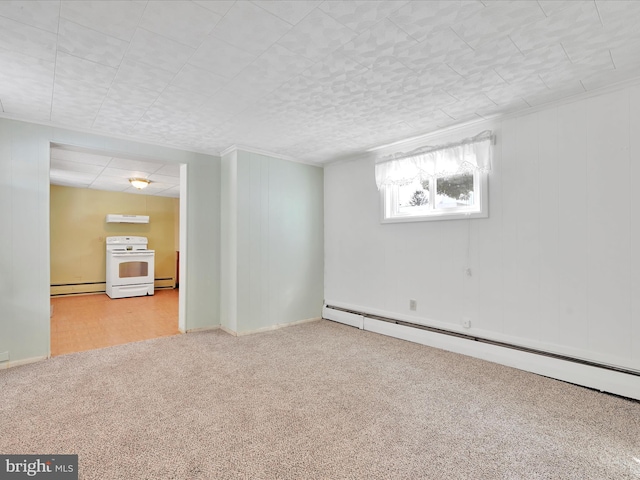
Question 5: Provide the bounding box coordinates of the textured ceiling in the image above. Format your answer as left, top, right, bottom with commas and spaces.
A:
50, 146, 180, 197
2, 0, 640, 165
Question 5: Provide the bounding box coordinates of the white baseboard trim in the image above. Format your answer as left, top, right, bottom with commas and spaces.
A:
0, 355, 48, 370
223, 317, 322, 337
324, 307, 640, 401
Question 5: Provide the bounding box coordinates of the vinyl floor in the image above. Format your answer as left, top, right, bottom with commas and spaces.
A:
50, 289, 179, 356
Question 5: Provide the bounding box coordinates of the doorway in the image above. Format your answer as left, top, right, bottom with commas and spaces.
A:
48, 144, 186, 356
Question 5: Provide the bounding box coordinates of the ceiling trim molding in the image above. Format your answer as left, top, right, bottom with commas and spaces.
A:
219, 144, 323, 167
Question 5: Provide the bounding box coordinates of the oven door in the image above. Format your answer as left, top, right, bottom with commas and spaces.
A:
107, 251, 155, 286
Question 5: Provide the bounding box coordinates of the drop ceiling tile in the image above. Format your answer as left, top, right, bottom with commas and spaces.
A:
340, 18, 418, 68
154, 164, 181, 177
536, 1, 575, 16
57, 18, 129, 68
50, 148, 112, 166
539, 50, 614, 90
107, 157, 163, 173
125, 28, 196, 74
171, 64, 229, 97
148, 173, 180, 184
51, 80, 108, 128
189, 38, 258, 80
476, 97, 531, 119
252, 1, 321, 25
193, 0, 235, 16
49, 169, 98, 183
0, 15, 57, 62
509, 2, 601, 55
50, 158, 104, 175
196, 88, 262, 118
389, 1, 483, 43
493, 43, 569, 85
51, 178, 91, 188
319, 0, 410, 33
210, 1, 292, 56
104, 83, 159, 110
396, 27, 473, 72
0, 47, 54, 99
228, 44, 314, 97
521, 81, 586, 107
159, 186, 180, 197
0, 0, 60, 33
139, 1, 221, 48
111, 58, 175, 95
448, 36, 523, 78
151, 85, 209, 113
54, 52, 117, 89
59, 0, 145, 41
561, 22, 640, 64
276, 8, 358, 62
451, 1, 545, 49
101, 167, 155, 179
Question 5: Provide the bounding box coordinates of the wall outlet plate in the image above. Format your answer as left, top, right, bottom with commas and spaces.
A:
462, 318, 471, 328
409, 299, 417, 311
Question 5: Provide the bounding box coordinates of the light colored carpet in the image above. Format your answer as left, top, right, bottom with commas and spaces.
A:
1, 319, 639, 479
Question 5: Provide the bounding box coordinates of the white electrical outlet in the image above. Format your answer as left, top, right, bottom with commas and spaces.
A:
409, 299, 417, 311
462, 317, 471, 328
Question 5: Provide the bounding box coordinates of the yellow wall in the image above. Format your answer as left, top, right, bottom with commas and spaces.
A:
50, 185, 179, 295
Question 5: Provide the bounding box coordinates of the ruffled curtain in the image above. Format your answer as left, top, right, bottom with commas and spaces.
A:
375, 131, 493, 190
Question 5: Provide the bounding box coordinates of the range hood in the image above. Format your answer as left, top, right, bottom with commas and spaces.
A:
105, 214, 149, 224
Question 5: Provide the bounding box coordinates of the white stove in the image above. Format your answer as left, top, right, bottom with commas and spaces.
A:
106, 236, 155, 299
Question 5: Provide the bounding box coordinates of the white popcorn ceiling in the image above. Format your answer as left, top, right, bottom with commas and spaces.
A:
2, 0, 640, 169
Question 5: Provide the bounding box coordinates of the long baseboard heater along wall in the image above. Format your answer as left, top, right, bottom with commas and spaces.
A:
322, 305, 640, 401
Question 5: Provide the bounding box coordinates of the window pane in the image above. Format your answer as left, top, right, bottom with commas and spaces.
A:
397, 178, 430, 214
435, 172, 474, 209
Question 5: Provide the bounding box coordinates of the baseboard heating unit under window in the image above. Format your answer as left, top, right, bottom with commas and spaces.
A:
322, 305, 640, 401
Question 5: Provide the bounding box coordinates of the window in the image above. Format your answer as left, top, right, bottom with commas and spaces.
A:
376, 131, 492, 223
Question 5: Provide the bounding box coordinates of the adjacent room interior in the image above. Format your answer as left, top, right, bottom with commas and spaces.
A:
1, 1, 639, 478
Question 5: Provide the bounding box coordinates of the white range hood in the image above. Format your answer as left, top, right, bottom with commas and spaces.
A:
105, 214, 149, 224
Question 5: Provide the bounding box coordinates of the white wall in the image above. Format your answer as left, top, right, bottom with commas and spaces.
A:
324, 84, 640, 372
0, 118, 220, 364
221, 149, 324, 334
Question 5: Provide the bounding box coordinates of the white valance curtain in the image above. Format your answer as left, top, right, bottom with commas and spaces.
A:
374, 130, 493, 190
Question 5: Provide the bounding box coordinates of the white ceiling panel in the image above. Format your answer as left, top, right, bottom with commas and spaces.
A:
0, 14, 57, 62
59, 0, 145, 41
193, 0, 235, 16
171, 64, 229, 97
276, 8, 358, 63
253, 1, 322, 26
2, 0, 640, 165
57, 18, 129, 68
210, 1, 292, 56
0, 0, 60, 33
125, 28, 196, 74
189, 35, 259, 79
51, 148, 112, 166
319, 1, 409, 34
139, 1, 221, 48
50, 158, 105, 175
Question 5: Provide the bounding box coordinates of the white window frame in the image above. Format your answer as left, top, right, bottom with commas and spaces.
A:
380, 170, 488, 223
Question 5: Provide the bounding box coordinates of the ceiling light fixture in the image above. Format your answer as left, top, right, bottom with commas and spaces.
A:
129, 178, 151, 190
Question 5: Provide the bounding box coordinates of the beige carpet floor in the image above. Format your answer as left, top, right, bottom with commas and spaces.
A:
1, 319, 639, 479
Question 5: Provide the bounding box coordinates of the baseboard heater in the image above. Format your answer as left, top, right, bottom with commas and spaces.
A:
323, 305, 640, 401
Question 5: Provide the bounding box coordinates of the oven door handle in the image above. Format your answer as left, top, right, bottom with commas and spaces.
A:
110, 253, 155, 257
